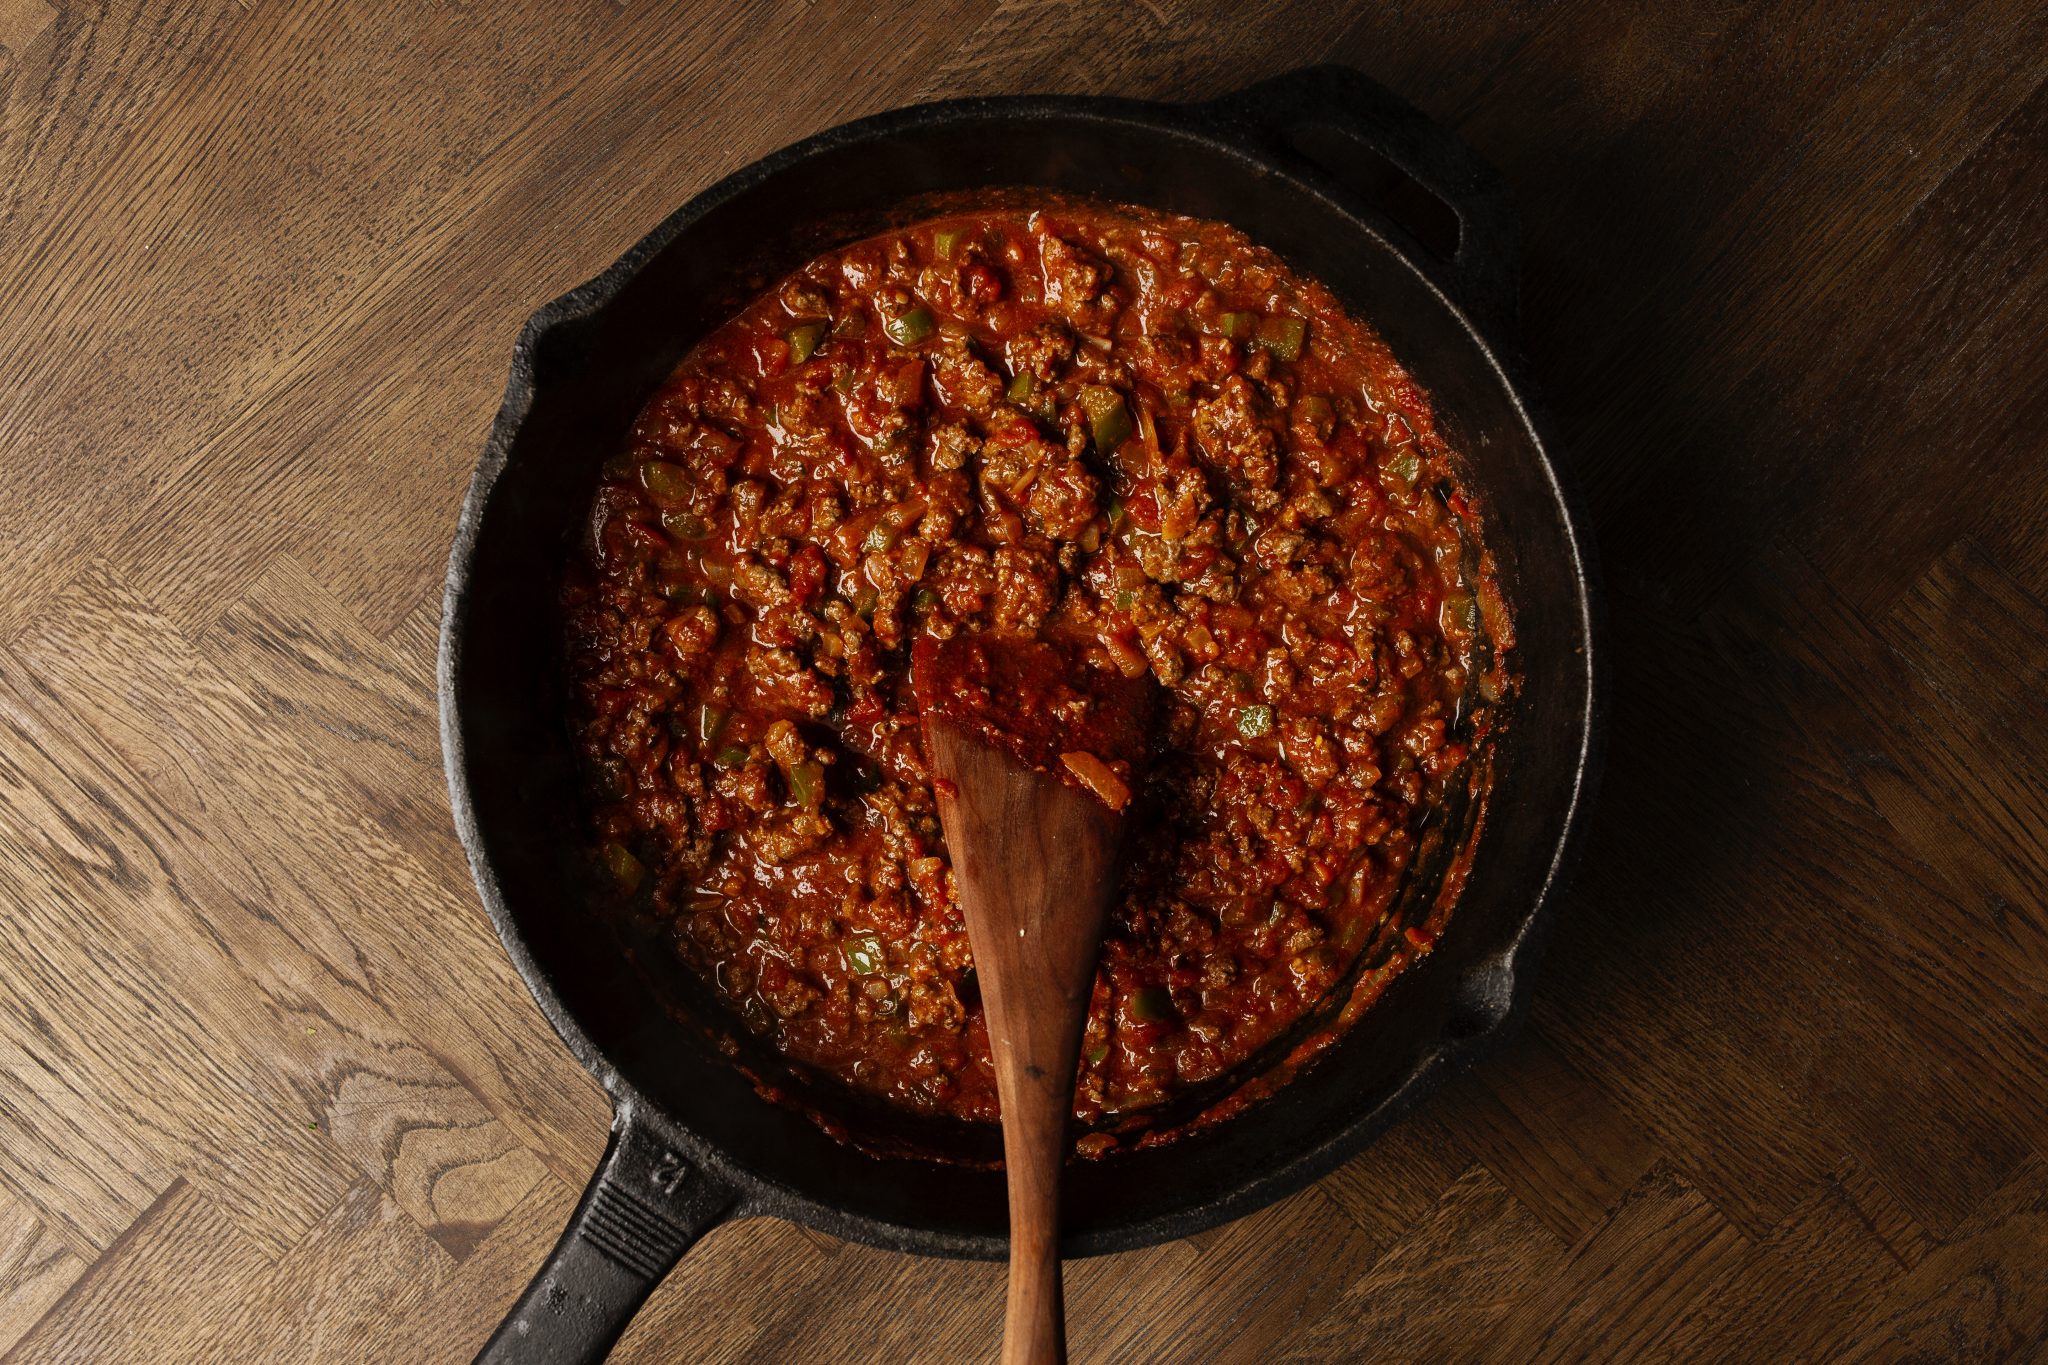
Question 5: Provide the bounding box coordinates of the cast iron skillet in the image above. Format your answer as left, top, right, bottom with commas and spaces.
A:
440, 65, 1603, 1364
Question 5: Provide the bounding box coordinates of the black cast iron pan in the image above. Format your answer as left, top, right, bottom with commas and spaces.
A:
439, 65, 1604, 1364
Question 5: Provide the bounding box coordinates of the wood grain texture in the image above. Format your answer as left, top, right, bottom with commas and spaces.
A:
1, 2, 2045, 1359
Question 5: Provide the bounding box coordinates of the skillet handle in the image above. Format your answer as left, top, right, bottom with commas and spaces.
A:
475, 1107, 738, 1365
1200, 65, 1520, 333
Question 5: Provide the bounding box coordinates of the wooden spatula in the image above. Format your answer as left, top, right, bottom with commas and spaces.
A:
914, 633, 1153, 1365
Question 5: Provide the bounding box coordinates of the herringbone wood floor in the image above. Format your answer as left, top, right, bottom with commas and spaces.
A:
1, 2, 2045, 1360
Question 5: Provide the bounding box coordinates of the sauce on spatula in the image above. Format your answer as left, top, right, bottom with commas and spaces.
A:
911, 631, 1155, 810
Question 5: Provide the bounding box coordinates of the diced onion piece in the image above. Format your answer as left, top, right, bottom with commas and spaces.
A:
1159, 483, 1200, 542
1101, 632, 1148, 678
1061, 750, 1131, 811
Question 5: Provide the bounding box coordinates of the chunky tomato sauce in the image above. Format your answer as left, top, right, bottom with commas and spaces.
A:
563, 200, 1506, 1148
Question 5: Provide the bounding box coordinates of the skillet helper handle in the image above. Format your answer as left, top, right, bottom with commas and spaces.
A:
1203, 64, 1520, 333
475, 1110, 737, 1365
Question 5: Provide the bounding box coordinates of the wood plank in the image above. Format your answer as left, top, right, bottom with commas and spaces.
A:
199, 555, 465, 886
0, 0, 54, 59
3, 1179, 269, 1365
0, 3, 241, 242
1791, 78, 2048, 614
1830, 1155, 2048, 1363
1279, 1166, 1568, 1364
1529, 542, 2048, 1239
1439, 1025, 1660, 1245
0, 1021, 169, 1258
99, 0, 990, 641
1973, 425, 2048, 607
608, 1215, 1001, 1364
8, 564, 612, 1195
179, 1183, 454, 1365
395, 1171, 581, 1363
922, 0, 1362, 102
0, 0, 635, 640
1112, 1189, 1382, 1364
1525, 0, 2048, 615
0, 1191, 84, 1357
1720, 542, 2048, 1232
1479, 1166, 1750, 1364
0, 587, 567, 1261
1669, 1162, 1916, 1363
1317, 1106, 1477, 1255
0, 665, 358, 1255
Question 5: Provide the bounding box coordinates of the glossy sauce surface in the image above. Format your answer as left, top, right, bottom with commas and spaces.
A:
562, 201, 1505, 1146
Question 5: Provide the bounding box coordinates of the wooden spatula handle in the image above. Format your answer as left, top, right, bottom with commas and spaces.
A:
1000, 1089, 1069, 1365
925, 721, 1122, 1365
988, 945, 1090, 1365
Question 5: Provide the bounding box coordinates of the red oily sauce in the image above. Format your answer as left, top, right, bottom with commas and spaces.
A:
562, 199, 1509, 1148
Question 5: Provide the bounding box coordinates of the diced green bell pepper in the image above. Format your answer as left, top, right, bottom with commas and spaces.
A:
1130, 986, 1175, 1022
883, 307, 935, 346
640, 461, 690, 504
695, 702, 731, 746
786, 322, 826, 365
787, 760, 823, 808
843, 935, 885, 976
600, 841, 644, 893
1253, 315, 1306, 361
1078, 384, 1133, 453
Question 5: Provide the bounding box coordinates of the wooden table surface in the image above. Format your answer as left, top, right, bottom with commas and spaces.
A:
2, 2, 2045, 1361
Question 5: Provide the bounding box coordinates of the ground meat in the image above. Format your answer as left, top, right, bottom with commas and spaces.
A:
1025, 457, 1100, 542
1036, 231, 1116, 330
991, 544, 1058, 631
562, 199, 1506, 1140
1192, 374, 1282, 496
1004, 320, 1074, 383
931, 338, 1004, 412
